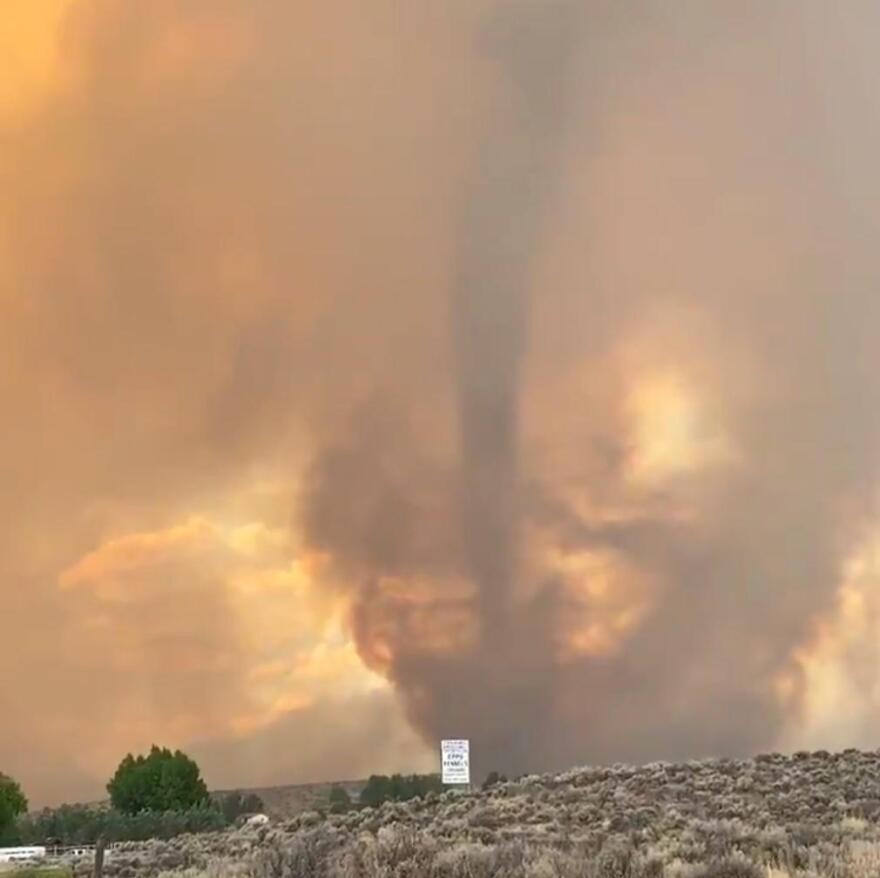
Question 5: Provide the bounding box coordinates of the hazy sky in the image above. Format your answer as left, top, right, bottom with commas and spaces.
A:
3, 0, 880, 807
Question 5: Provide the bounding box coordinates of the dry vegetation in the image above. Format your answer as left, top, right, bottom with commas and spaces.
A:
64, 750, 880, 878
0, 869, 72, 878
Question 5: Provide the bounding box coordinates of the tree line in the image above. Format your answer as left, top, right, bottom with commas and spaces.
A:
1, 746, 263, 845
2, 747, 510, 845
327, 769, 508, 814
325, 773, 444, 814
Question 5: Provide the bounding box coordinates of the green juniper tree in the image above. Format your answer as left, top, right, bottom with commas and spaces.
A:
0, 773, 28, 843
107, 746, 208, 815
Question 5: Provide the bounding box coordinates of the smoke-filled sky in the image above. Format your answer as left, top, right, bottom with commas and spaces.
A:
3, 0, 880, 807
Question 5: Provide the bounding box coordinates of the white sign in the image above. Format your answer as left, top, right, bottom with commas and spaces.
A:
441, 739, 470, 785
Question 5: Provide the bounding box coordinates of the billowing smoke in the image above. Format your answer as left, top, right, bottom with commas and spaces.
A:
303, 0, 880, 779
5, 0, 880, 803
303, 0, 588, 774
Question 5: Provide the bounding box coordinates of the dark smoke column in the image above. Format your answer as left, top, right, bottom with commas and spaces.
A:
454, 1, 580, 643
452, 0, 581, 767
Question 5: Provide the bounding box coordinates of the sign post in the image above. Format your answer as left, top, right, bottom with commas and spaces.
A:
441, 739, 470, 790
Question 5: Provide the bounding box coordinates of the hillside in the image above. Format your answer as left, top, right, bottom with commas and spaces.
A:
71, 749, 880, 878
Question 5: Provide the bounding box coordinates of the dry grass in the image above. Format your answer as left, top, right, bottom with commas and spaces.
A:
69, 749, 880, 878
1, 868, 73, 878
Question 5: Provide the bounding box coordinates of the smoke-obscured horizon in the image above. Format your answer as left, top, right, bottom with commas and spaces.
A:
3, 0, 880, 805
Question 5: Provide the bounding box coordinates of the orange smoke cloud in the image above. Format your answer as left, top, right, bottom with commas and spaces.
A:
1, 0, 473, 805
3, 0, 880, 807
0, 0, 70, 114
13, 505, 424, 803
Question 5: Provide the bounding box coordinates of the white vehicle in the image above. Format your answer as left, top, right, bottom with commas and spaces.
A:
0, 847, 47, 863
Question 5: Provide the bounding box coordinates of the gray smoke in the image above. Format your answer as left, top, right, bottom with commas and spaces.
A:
301, 0, 880, 779
454, 0, 580, 656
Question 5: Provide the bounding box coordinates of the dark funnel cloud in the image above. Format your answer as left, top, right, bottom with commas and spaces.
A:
303, 0, 880, 781
454, 0, 582, 642
304, 0, 594, 776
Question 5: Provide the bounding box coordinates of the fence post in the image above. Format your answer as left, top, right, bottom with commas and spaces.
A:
93, 838, 105, 878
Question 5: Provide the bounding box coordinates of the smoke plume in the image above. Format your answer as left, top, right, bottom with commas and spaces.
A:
4, 0, 880, 803
303, 0, 880, 779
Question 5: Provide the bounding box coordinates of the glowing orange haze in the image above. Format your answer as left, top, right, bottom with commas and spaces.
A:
2, 0, 880, 806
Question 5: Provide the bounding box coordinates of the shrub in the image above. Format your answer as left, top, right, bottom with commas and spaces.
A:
328, 786, 352, 814
482, 771, 509, 791
693, 859, 765, 878
595, 842, 639, 878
